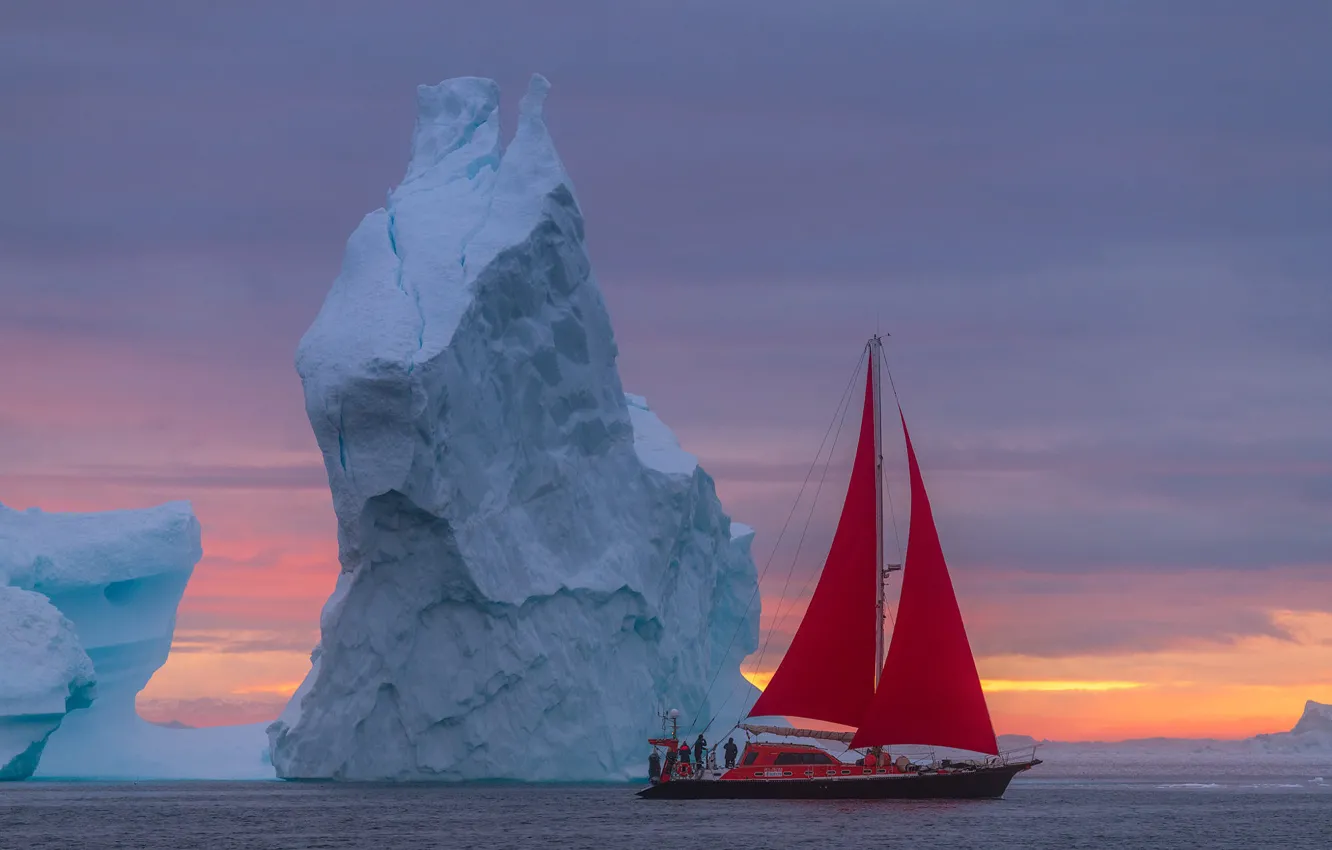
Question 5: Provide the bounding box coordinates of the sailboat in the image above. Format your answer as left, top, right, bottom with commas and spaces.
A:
638, 335, 1040, 800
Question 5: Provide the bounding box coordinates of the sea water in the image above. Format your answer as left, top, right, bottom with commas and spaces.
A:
1, 775, 1329, 849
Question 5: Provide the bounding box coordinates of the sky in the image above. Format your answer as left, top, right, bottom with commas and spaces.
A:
2, 1, 1329, 740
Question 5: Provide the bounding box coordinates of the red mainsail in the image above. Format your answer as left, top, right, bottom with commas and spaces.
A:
747, 359, 879, 728
850, 410, 998, 754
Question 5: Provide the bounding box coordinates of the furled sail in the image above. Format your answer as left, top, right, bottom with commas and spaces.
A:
850, 410, 998, 755
737, 724, 857, 744
747, 359, 879, 728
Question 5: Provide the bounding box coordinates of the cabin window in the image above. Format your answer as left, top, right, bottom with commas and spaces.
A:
742, 751, 759, 766
773, 752, 835, 766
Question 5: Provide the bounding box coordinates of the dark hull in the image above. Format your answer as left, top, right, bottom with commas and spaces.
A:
637, 762, 1036, 800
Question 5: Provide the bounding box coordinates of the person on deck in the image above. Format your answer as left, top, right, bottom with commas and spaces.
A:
679, 742, 692, 769
864, 749, 877, 771
648, 750, 661, 783
661, 749, 675, 783
694, 735, 708, 777
724, 738, 738, 769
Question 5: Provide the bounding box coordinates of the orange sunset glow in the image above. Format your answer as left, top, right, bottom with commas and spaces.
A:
6, 409, 1331, 744
4, 8, 1329, 752
738, 610, 1332, 741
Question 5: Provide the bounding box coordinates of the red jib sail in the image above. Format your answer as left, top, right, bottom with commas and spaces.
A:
748, 358, 879, 728
851, 410, 998, 755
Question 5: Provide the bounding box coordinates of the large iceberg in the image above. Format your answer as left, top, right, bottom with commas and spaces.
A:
269, 74, 760, 780
0, 586, 95, 780
0, 501, 272, 779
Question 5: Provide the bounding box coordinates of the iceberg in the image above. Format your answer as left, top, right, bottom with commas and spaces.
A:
1291, 700, 1332, 737
269, 74, 760, 780
0, 501, 273, 779
0, 502, 199, 721
1253, 700, 1332, 753
0, 586, 95, 780
995, 700, 1332, 779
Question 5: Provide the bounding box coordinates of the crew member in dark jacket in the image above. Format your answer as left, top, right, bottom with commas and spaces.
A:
724, 737, 739, 768
648, 750, 661, 783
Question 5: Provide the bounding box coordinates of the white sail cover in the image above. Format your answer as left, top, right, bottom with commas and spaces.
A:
738, 723, 856, 744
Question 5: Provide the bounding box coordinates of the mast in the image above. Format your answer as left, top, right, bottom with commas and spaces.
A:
746, 347, 880, 729
870, 335, 886, 687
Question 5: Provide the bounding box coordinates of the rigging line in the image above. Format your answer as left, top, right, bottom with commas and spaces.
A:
745, 385, 867, 677
878, 344, 905, 564
743, 346, 865, 687
878, 343, 903, 642
733, 353, 866, 732
683, 347, 867, 732
694, 349, 864, 732
753, 348, 878, 642
708, 354, 863, 730
699, 712, 719, 738
880, 339, 904, 408
687, 354, 863, 735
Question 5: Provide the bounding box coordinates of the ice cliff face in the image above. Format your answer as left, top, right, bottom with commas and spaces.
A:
269, 75, 760, 780
1, 502, 200, 722
0, 587, 95, 780
0, 501, 270, 778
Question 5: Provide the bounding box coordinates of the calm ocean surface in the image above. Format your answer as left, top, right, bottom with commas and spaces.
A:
2, 775, 1329, 849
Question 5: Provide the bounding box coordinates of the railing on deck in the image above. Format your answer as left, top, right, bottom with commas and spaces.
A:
735, 725, 1041, 772
991, 743, 1041, 767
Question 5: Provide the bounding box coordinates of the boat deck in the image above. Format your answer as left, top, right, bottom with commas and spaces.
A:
637, 760, 1039, 800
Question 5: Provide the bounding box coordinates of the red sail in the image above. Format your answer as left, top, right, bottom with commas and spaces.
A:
748, 359, 879, 728
851, 410, 998, 754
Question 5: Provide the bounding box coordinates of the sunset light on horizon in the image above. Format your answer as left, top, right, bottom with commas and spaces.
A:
5, 345, 1329, 744
4, 1, 1329, 757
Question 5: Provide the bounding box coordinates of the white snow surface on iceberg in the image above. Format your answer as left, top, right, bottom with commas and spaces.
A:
0, 586, 95, 780
270, 74, 760, 781
0, 501, 273, 779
